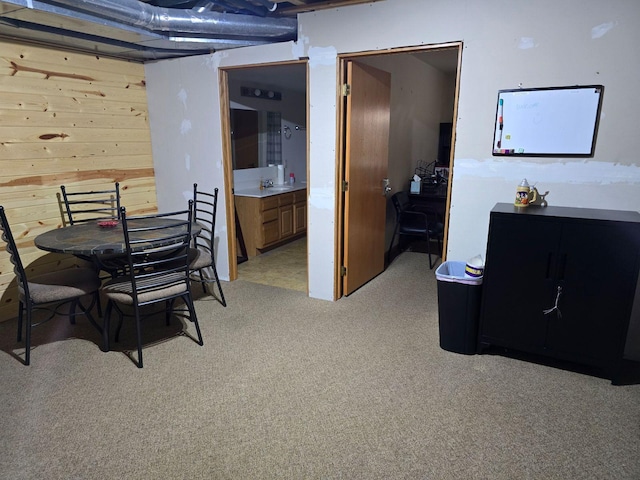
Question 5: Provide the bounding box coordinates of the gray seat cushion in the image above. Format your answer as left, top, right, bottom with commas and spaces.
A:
102, 272, 188, 305
22, 267, 101, 304
188, 248, 212, 270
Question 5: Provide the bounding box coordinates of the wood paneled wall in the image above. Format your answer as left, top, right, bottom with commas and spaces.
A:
0, 40, 157, 323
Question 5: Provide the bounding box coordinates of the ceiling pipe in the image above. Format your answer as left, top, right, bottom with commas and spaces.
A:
39, 0, 296, 39
216, 0, 269, 17
193, 1, 215, 13
254, 0, 278, 12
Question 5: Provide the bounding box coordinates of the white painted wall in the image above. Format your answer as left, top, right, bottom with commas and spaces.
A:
146, 0, 640, 300
144, 55, 230, 279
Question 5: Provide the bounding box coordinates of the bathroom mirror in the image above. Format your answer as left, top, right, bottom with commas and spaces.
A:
231, 109, 282, 169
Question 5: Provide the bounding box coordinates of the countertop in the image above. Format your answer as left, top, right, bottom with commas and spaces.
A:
234, 183, 307, 198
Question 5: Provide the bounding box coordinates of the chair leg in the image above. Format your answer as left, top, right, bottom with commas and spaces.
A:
426, 234, 442, 270
425, 231, 434, 269
194, 264, 227, 307
184, 293, 203, 346
103, 300, 113, 352
133, 308, 143, 369
69, 299, 77, 325
166, 299, 174, 326
24, 302, 32, 366
113, 304, 124, 343
211, 262, 227, 307
96, 295, 103, 318
16, 301, 31, 365
198, 269, 207, 294
210, 262, 227, 307
16, 302, 24, 342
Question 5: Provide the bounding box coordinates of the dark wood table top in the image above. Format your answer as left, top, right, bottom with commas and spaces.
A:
35, 218, 201, 256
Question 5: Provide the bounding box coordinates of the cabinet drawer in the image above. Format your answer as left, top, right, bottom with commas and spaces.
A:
278, 192, 293, 206
262, 208, 278, 223
260, 196, 279, 211
294, 190, 306, 203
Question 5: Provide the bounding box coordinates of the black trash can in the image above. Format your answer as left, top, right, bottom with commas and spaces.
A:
435, 261, 483, 354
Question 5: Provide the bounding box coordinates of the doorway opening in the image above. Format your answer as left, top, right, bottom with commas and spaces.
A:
337, 43, 462, 298
221, 62, 309, 292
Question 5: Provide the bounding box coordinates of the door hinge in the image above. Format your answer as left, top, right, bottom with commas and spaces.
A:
342, 84, 351, 96
342, 180, 349, 192
340, 266, 347, 276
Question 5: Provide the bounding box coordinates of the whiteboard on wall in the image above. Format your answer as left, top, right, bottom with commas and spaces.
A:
492, 85, 604, 156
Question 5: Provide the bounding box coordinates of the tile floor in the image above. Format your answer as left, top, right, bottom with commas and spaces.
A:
237, 236, 307, 292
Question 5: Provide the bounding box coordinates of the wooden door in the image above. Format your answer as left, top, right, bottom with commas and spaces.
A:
343, 61, 391, 295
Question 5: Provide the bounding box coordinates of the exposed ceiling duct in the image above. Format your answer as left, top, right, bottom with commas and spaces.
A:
0, 0, 298, 61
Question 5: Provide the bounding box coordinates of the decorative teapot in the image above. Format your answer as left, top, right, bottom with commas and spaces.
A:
514, 178, 537, 207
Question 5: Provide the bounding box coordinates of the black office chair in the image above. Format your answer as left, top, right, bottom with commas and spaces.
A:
60, 183, 121, 225
101, 202, 203, 368
389, 191, 444, 269
189, 183, 226, 307
0, 206, 102, 365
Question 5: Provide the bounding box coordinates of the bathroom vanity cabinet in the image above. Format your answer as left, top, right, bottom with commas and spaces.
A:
235, 190, 306, 257
478, 203, 640, 383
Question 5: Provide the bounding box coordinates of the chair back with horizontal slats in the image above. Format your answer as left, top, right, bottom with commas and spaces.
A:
191, 183, 226, 306
0, 206, 30, 303
389, 191, 444, 269
102, 201, 203, 368
60, 183, 121, 225
1, 205, 101, 365
122, 205, 193, 307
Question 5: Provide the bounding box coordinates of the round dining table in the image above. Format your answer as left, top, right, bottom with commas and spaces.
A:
35, 218, 201, 256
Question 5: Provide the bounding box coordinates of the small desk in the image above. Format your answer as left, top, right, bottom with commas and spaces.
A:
409, 182, 447, 220
35, 218, 200, 257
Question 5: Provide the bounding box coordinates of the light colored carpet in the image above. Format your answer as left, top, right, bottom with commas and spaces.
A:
0, 252, 638, 479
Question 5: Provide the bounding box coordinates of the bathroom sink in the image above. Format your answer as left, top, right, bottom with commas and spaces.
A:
268, 185, 293, 191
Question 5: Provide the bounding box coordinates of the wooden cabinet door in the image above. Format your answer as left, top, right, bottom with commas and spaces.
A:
279, 204, 293, 238
480, 214, 561, 352
294, 202, 306, 234
547, 221, 639, 365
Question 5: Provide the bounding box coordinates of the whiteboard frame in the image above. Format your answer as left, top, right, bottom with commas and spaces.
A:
492, 85, 604, 157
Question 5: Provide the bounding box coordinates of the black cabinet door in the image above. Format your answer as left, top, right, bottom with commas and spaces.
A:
546, 221, 639, 365
480, 214, 561, 352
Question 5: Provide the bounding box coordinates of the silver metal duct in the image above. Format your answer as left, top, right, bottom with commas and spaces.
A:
51, 0, 295, 38
0, 0, 297, 61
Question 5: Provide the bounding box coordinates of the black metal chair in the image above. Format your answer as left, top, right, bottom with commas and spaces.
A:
189, 183, 226, 307
60, 182, 125, 317
389, 191, 444, 269
60, 183, 121, 225
101, 202, 203, 368
0, 206, 102, 365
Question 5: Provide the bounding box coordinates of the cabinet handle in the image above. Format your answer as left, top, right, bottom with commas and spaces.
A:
543, 285, 563, 319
